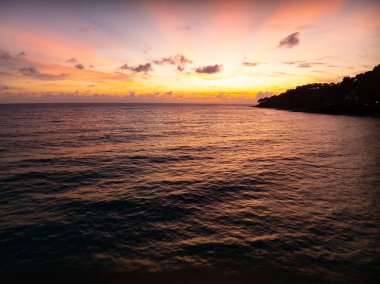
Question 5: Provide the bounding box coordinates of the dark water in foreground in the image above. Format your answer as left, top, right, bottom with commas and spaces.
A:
0, 104, 379, 283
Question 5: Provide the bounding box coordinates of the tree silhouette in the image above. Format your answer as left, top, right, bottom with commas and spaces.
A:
257, 65, 380, 115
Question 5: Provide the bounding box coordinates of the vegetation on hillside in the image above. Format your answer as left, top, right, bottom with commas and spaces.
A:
257, 65, 380, 115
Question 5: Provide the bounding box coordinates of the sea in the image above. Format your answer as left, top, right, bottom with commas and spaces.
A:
0, 104, 379, 283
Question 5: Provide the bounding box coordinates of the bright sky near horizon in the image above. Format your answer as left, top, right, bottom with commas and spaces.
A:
0, 0, 379, 103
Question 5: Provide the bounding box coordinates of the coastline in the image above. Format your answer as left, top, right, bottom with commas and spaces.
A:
253, 105, 380, 117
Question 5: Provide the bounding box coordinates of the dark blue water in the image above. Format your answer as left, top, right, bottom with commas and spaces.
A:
0, 104, 379, 283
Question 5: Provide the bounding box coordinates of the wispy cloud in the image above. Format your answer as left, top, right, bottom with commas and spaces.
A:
282, 60, 305, 65
142, 47, 152, 54
77, 25, 98, 33
176, 23, 198, 31
0, 85, 11, 91
242, 62, 261, 67
177, 25, 191, 31
278, 32, 300, 48
19, 67, 69, 80
282, 60, 325, 68
67, 57, 78, 64
298, 62, 324, 68
195, 64, 222, 74
298, 63, 313, 68
297, 24, 314, 30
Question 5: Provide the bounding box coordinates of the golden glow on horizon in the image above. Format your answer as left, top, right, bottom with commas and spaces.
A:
0, 0, 379, 103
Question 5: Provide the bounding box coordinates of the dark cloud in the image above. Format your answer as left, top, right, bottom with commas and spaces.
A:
0, 49, 26, 61
67, 57, 78, 63
19, 67, 69, 80
0, 51, 13, 61
120, 63, 152, 74
75, 63, 85, 70
278, 32, 300, 48
67, 58, 85, 70
119, 54, 191, 75
153, 54, 192, 71
19, 67, 39, 75
195, 64, 222, 74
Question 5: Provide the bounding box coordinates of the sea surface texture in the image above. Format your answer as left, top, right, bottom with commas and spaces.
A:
0, 104, 379, 283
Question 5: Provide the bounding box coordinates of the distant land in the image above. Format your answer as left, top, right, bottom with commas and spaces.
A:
256, 65, 380, 116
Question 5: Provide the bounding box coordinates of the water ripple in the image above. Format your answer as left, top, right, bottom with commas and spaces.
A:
0, 104, 379, 283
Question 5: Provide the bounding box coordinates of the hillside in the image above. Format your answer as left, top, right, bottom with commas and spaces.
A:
256, 65, 380, 115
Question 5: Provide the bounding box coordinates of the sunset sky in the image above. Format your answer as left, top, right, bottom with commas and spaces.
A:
0, 0, 379, 103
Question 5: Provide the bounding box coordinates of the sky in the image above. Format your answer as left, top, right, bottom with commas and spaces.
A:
0, 0, 379, 103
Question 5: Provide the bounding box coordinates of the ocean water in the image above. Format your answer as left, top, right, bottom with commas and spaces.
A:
0, 104, 379, 283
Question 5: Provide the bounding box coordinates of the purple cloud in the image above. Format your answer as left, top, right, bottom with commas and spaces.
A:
0, 49, 26, 61
195, 64, 222, 74
278, 32, 300, 48
120, 63, 152, 74
0, 51, 13, 61
153, 54, 192, 71
75, 63, 85, 70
